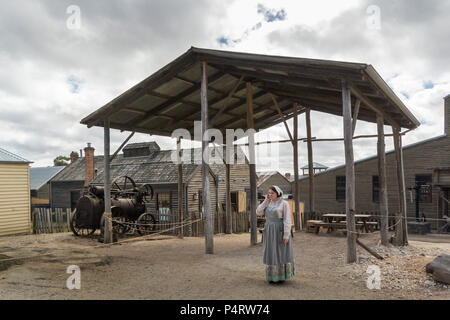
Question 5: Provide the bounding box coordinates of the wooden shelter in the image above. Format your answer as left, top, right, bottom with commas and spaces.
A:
81, 47, 420, 262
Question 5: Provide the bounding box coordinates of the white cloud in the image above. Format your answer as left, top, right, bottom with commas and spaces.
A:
0, 0, 448, 172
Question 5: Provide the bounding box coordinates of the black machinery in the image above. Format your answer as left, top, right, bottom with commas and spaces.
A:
69, 176, 157, 236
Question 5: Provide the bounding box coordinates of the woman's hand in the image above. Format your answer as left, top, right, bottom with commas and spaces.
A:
283, 238, 289, 245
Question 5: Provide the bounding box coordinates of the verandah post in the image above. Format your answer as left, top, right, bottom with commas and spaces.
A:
103, 118, 113, 243
293, 103, 300, 230
201, 61, 213, 254
342, 81, 357, 263
377, 114, 389, 246
306, 107, 315, 217
247, 82, 258, 245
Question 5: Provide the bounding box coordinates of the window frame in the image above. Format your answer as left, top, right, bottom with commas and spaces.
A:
336, 176, 346, 202
372, 175, 380, 203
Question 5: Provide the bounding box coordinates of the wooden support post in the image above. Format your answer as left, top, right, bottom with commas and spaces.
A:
377, 115, 389, 246
393, 126, 408, 246
293, 103, 300, 231
226, 163, 232, 234
342, 82, 357, 263
247, 82, 258, 245
103, 119, 113, 244
352, 100, 361, 136
177, 137, 184, 239
201, 62, 213, 254
306, 107, 315, 216
399, 134, 409, 244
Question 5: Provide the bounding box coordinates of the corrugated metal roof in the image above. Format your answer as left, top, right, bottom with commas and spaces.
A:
0, 148, 31, 163
256, 171, 289, 187
298, 134, 449, 181
30, 166, 65, 190
80, 47, 420, 137
301, 162, 329, 169
51, 143, 247, 185
123, 141, 160, 151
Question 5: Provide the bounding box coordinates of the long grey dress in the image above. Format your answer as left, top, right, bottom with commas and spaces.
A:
262, 200, 295, 282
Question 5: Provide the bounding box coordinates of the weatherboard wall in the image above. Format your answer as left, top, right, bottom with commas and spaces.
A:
0, 163, 31, 236
297, 134, 450, 230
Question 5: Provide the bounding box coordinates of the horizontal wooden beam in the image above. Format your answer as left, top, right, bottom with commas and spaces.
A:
306, 131, 411, 142
234, 137, 312, 146
212, 64, 343, 92
198, 55, 366, 82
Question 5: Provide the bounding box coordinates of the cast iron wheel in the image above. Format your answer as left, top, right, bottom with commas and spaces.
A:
140, 184, 154, 202
112, 216, 130, 235
111, 175, 136, 192
136, 212, 157, 235
69, 209, 96, 236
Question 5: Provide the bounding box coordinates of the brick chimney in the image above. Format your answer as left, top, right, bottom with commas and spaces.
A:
70, 151, 79, 163
285, 172, 291, 180
445, 94, 450, 136
84, 143, 95, 187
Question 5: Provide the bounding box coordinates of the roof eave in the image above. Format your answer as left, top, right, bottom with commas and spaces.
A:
80, 47, 197, 127
364, 65, 420, 129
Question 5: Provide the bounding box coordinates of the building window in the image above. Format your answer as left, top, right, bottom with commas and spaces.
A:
372, 176, 379, 203
415, 175, 432, 203
157, 192, 171, 222
336, 176, 346, 202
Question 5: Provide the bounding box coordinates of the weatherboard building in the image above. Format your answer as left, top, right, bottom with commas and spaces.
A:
297, 95, 450, 231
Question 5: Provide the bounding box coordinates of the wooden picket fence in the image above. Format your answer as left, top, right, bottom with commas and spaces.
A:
32, 208, 71, 234
188, 209, 250, 237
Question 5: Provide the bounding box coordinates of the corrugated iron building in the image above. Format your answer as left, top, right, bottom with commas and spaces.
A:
297, 95, 450, 230
0, 148, 32, 236
256, 171, 292, 199
49, 142, 250, 221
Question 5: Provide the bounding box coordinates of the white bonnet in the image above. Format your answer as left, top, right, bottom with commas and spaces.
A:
271, 185, 283, 197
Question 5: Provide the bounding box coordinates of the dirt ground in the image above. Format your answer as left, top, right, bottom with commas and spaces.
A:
0, 230, 449, 300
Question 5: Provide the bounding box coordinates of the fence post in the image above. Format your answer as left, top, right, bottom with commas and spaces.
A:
66, 209, 70, 232
38, 209, 44, 234
32, 208, 36, 234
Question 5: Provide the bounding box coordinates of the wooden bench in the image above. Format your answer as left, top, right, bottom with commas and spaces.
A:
324, 221, 367, 234
306, 220, 325, 233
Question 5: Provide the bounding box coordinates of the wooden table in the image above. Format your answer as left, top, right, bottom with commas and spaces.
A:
322, 214, 373, 233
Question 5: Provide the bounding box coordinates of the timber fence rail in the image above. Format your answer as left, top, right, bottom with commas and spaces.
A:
146, 208, 250, 237
186, 209, 250, 237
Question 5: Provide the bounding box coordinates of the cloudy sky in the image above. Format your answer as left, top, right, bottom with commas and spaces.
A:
1, 0, 449, 174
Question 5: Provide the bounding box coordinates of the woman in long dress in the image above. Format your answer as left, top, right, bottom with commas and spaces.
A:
256, 185, 295, 283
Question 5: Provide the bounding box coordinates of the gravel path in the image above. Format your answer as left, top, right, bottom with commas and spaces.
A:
0, 231, 449, 300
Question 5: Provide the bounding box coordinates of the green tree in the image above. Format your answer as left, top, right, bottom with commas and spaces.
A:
53, 155, 70, 166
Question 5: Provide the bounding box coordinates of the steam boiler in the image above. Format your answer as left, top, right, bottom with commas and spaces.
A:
69, 176, 157, 237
